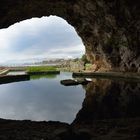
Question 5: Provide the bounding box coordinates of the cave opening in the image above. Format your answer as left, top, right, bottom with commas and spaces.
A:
0, 15, 85, 66
0, 16, 86, 123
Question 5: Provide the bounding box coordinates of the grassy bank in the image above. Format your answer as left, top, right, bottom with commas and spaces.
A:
26, 66, 57, 72
26, 66, 60, 75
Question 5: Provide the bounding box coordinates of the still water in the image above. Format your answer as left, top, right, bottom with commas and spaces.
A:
0, 72, 140, 124
0, 72, 85, 123
73, 78, 140, 124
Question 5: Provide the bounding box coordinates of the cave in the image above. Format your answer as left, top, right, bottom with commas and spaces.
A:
0, 0, 139, 72
0, 1, 140, 140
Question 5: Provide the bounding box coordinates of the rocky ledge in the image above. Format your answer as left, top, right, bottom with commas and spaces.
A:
0, 118, 140, 140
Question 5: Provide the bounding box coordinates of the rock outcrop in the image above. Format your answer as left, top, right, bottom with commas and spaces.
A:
61, 59, 85, 72
0, 0, 139, 72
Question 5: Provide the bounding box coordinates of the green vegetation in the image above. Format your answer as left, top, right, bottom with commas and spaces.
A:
81, 54, 90, 64
26, 66, 57, 72
85, 63, 93, 70
85, 63, 92, 68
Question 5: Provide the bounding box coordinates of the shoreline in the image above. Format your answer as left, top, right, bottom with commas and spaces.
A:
73, 72, 140, 82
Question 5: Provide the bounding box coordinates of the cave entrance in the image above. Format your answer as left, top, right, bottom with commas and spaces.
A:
0, 15, 85, 66
0, 16, 86, 123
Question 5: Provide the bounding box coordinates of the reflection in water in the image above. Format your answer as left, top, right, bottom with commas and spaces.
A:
0, 71, 140, 126
0, 73, 140, 140
73, 78, 140, 124
0, 72, 85, 123
30, 74, 57, 80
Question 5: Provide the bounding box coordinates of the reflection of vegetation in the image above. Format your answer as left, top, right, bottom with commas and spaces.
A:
26, 66, 57, 72
30, 74, 57, 80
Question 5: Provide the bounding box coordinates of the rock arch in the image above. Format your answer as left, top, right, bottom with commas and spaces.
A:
0, 0, 139, 72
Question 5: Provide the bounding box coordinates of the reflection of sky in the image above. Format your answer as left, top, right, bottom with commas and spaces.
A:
0, 72, 85, 123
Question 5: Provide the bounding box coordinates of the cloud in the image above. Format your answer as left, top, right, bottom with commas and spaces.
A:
0, 16, 85, 64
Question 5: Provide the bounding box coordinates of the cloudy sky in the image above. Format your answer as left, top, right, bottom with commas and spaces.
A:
0, 16, 85, 65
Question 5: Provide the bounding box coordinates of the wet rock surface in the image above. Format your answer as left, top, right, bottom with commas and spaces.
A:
60, 78, 90, 86
0, 0, 139, 72
61, 79, 79, 86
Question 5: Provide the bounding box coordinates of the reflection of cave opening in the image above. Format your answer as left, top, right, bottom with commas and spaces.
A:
0, 16, 85, 66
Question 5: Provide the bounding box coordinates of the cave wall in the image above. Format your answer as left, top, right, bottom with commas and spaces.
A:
0, 0, 139, 72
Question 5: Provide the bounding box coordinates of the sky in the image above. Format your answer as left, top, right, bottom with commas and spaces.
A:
0, 16, 85, 65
